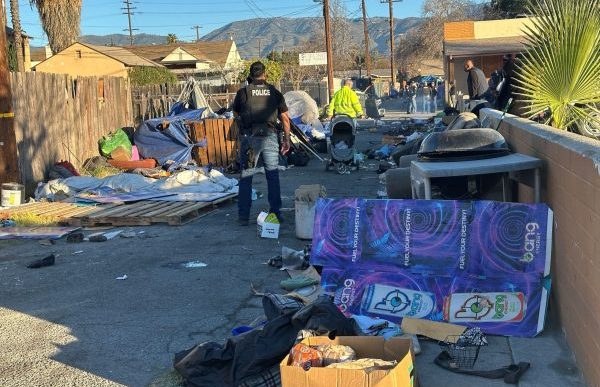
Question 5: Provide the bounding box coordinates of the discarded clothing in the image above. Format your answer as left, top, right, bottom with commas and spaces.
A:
262, 293, 304, 320
173, 296, 359, 387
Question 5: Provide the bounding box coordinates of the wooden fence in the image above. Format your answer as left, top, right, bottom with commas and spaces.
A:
131, 83, 238, 124
10, 72, 133, 190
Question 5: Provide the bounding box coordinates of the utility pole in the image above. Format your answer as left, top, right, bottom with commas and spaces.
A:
257, 38, 263, 58
314, 0, 334, 100
381, 0, 401, 84
122, 0, 138, 46
0, 4, 19, 183
192, 25, 201, 42
361, 0, 372, 79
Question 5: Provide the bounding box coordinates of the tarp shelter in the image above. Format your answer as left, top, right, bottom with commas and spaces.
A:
134, 104, 207, 165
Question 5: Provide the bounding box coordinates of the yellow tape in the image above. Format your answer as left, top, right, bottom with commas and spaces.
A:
0, 112, 15, 118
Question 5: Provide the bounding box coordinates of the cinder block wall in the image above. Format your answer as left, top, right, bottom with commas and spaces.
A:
481, 109, 600, 386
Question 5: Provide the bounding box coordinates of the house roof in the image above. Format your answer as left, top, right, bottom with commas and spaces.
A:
80, 43, 163, 67
444, 36, 527, 57
128, 40, 235, 67
6, 26, 31, 39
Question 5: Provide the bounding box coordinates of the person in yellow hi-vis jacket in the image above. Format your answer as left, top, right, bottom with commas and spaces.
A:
326, 79, 365, 119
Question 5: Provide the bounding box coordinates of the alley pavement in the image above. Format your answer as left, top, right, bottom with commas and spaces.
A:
0, 112, 587, 387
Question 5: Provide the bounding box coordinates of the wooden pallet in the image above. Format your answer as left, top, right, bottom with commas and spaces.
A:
68, 193, 237, 227
0, 201, 102, 220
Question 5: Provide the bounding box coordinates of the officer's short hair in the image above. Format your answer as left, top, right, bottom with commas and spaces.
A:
250, 61, 266, 79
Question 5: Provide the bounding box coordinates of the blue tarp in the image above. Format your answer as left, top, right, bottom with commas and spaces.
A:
134, 105, 207, 165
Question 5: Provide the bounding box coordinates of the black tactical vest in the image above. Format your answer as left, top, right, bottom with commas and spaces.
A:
240, 83, 279, 136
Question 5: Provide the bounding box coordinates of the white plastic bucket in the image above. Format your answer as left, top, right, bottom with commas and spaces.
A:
1, 183, 24, 207
295, 200, 316, 240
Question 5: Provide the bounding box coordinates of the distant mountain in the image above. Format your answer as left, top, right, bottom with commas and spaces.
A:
78, 17, 422, 58
204, 17, 423, 58
79, 33, 168, 46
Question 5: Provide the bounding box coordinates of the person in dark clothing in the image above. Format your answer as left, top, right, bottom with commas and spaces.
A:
232, 61, 291, 226
464, 59, 489, 100
496, 54, 515, 110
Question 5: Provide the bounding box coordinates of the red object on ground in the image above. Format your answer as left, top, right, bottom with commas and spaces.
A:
107, 159, 157, 170
55, 160, 80, 176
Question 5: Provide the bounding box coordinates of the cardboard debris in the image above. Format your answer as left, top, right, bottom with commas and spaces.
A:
257, 212, 280, 239
280, 336, 416, 387
400, 318, 466, 343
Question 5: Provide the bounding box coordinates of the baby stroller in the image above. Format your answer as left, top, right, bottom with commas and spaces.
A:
325, 115, 358, 174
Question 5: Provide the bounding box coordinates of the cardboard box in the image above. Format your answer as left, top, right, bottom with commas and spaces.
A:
257, 211, 280, 239
280, 336, 416, 387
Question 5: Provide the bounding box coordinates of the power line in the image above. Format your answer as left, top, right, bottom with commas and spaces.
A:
121, 0, 138, 45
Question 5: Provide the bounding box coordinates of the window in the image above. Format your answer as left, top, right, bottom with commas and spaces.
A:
76, 50, 82, 59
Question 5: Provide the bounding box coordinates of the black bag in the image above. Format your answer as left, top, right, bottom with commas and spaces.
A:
286, 149, 310, 167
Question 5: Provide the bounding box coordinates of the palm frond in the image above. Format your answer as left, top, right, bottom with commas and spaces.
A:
514, 0, 600, 134
30, 0, 82, 54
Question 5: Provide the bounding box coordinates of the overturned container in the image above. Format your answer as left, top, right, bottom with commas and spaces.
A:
295, 185, 327, 240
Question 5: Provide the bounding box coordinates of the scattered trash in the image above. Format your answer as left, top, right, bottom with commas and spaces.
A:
1, 219, 16, 227
434, 351, 530, 384
280, 275, 319, 291
27, 254, 56, 269
115, 275, 128, 280
183, 261, 208, 268
38, 239, 54, 246
267, 246, 309, 270
72, 250, 84, 255
67, 231, 84, 243
257, 212, 280, 239
120, 229, 137, 238
89, 229, 123, 242
400, 317, 466, 342
0, 226, 81, 240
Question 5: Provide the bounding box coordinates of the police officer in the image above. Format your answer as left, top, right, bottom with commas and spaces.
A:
232, 61, 291, 226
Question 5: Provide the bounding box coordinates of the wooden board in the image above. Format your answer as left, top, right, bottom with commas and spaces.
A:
69, 193, 237, 227
0, 202, 102, 221
190, 119, 238, 168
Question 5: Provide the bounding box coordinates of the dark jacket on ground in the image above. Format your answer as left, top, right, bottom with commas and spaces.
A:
467, 67, 489, 100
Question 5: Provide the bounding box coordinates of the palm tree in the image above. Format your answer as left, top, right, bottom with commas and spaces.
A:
9, 0, 24, 72
514, 0, 600, 137
29, 0, 82, 54
166, 33, 178, 44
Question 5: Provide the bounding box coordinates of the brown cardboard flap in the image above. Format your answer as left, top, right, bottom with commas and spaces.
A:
400, 318, 466, 342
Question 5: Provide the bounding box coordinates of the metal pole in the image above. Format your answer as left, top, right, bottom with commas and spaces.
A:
388, 0, 396, 84
323, 0, 334, 100
361, 0, 372, 78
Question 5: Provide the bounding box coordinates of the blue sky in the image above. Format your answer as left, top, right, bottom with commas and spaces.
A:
8, 0, 425, 47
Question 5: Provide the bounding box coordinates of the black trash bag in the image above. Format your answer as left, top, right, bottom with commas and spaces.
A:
173, 296, 358, 387
286, 149, 310, 167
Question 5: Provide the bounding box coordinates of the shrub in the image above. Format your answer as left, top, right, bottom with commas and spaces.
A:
129, 66, 177, 86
